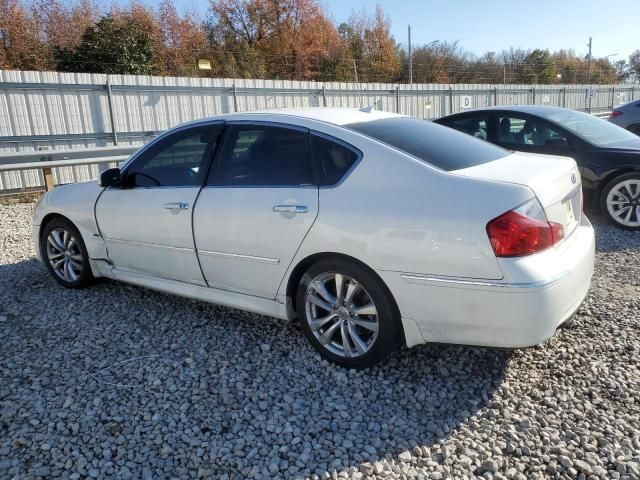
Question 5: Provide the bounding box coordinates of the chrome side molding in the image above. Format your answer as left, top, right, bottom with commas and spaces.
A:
400, 272, 569, 290
198, 250, 280, 265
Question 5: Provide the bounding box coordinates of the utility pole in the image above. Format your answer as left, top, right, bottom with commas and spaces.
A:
586, 37, 593, 113
587, 37, 592, 84
408, 25, 412, 84
503, 65, 506, 85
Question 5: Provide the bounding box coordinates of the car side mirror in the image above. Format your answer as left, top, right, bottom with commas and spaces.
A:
545, 137, 569, 148
100, 168, 122, 188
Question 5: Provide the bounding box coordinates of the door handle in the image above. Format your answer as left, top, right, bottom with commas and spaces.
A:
164, 202, 189, 210
273, 205, 308, 214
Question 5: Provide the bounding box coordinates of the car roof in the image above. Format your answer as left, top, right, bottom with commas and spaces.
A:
616, 99, 640, 110
444, 105, 576, 117
187, 107, 403, 128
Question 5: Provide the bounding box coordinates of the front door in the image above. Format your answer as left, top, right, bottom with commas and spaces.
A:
96, 123, 222, 285
193, 123, 319, 298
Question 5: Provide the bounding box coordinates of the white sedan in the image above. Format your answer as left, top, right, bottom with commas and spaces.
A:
33, 108, 595, 368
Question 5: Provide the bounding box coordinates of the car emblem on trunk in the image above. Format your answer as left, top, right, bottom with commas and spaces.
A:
571, 173, 577, 184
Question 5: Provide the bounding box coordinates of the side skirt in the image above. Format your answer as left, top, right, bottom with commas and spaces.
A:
101, 267, 291, 321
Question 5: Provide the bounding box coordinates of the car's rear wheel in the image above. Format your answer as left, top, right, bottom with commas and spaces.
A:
628, 124, 640, 136
296, 259, 401, 368
601, 173, 640, 230
40, 217, 94, 288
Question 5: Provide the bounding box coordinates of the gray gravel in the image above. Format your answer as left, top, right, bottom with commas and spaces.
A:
1, 201, 639, 480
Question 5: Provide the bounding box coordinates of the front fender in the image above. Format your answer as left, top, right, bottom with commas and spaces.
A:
33, 181, 108, 267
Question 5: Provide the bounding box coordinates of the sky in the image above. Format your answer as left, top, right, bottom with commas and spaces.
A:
176, 0, 638, 60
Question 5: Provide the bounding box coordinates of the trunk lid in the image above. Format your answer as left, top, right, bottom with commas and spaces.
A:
453, 151, 582, 238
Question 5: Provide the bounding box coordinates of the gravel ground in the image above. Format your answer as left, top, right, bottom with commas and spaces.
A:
1, 201, 639, 480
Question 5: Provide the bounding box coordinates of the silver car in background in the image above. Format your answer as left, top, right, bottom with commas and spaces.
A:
609, 100, 640, 136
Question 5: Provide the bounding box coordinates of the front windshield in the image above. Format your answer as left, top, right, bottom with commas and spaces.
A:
541, 109, 639, 146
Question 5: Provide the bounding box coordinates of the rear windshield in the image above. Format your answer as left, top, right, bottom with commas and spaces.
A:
346, 117, 509, 171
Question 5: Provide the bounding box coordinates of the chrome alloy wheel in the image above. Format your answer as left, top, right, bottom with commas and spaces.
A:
46, 228, 83, 282
304, 272, 379, 358
606, 179, 640, 228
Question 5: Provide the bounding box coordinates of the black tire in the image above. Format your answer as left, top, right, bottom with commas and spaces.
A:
600, 173, 640, 230
40, 217, 95, 288
628, 124, 640, 136
296, 258, 402, 369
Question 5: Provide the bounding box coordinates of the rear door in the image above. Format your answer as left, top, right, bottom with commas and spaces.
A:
193, 122, 319, 299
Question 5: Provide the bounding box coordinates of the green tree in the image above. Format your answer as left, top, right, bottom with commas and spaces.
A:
519, 49, 556, 84
57, 13, 160, 74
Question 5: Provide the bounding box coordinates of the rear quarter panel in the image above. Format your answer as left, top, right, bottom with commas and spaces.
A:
279, 124, 534, 297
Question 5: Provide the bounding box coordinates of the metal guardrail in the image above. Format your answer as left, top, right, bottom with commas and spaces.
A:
0, 146, 137, 191
0, 110, 619, 194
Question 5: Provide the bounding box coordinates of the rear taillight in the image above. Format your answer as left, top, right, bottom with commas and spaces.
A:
609, 110, 623, 119
486, 198, 564, 257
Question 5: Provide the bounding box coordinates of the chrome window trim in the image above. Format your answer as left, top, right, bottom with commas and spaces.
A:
223, 119, 308, 132
201, 184, 317, 190
105, 185, 203, 191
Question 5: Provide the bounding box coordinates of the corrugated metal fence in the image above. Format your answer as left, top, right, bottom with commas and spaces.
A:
1, 69, 639, 191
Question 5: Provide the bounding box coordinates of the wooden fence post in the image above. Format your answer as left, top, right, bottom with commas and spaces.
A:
42, 167, 54, 191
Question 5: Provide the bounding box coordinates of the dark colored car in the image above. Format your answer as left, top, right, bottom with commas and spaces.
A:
435, 106, 640, 230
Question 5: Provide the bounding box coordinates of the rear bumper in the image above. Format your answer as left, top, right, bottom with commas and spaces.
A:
379, 215, 595, 349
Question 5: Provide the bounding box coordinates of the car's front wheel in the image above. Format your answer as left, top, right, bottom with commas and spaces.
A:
296, 259, 401, 368
40, 217, 94, 288
601, 173, 640, 230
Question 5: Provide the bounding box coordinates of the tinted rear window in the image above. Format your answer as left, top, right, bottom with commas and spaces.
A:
346, 117, 509, 171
